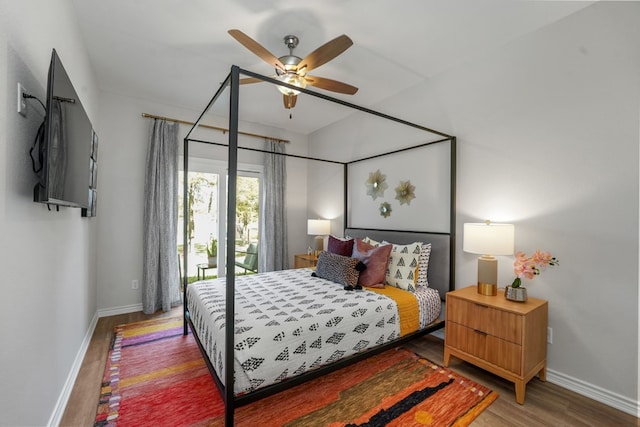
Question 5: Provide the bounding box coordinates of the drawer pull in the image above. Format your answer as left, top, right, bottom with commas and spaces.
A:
474, 329, 487, 336
474, 303, 489, 309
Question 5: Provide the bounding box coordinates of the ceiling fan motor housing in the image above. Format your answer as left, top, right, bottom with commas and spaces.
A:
277, 35, 303, 75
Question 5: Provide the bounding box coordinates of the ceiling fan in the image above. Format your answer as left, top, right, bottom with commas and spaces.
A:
228, 29, 359, 109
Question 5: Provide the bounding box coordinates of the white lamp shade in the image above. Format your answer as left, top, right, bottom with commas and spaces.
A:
307, 219, 330, 236
463, 222, 514, 256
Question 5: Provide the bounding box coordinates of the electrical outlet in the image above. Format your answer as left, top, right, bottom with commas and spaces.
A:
547, 327, 553, 344
131, 279, 139, 290
17, 83, 27, 116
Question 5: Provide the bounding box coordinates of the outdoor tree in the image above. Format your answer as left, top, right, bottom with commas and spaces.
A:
178, 172, 217, 251
236, 176, 259, 244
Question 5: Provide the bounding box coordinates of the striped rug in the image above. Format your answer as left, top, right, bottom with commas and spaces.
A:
94, 317, 497, 426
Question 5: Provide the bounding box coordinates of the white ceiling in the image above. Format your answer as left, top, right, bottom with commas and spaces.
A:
71, 0, 593, 134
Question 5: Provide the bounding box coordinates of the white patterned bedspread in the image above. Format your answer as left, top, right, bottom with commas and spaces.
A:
187, 268, 440, 395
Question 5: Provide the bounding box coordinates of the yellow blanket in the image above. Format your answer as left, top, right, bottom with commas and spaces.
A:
369, 286, 419, 336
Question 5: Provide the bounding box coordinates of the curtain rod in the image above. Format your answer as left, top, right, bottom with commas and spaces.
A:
141, 113, 289, 144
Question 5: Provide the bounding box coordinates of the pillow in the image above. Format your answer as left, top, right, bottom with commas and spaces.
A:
416, 243, 432, 288
351, 238, 392, 288
327, 235, 354, 257
385, 241, 423, 292
364, 236, 381, 246
312, 251, 365, 287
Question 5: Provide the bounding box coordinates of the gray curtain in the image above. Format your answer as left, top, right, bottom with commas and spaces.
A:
142, 119, 181, 313
259, 139, 289, 271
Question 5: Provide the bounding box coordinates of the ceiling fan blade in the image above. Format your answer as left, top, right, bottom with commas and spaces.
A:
305, 75, 358, 95
228, 29, 286, 72
297, 35, 353, 74
283, 94, 297, 109
240, 77, 263, 85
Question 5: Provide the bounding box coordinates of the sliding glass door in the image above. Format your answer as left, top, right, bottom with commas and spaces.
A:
178, 158, 261, 280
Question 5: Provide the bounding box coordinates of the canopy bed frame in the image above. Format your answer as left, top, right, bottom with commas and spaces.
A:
182, 65, 457, 426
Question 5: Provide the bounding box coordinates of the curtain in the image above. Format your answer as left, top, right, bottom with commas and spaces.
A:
142, 119, 181, 313
259, 139, 289, 271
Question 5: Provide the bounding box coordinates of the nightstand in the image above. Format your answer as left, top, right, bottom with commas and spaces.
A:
294, 254, 318, 269
444, 285, 548, 404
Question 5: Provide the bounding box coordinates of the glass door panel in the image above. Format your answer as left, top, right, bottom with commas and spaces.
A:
179, 162, 261, 281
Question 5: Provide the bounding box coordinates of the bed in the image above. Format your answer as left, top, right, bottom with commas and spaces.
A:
186, 229, 449, 397
182, 66, 456, 425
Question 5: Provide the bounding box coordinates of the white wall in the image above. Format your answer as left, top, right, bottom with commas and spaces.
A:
440, 3, 638, 407
0, 1, 100, 425
309, 1, 639, 413
96, 91, 309, 310
0, 1, 637, 424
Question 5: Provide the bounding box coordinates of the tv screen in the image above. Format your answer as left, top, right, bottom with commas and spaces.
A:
34, 49, 95, 209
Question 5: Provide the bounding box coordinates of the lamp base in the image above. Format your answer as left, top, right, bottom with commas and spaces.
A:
477, 282, 497, 296
476, 255, 498, 296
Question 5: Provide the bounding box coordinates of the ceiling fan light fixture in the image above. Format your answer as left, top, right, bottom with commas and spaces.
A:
276, 73, 307, 96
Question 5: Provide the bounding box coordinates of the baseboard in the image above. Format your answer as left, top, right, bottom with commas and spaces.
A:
97, 303, 143, 318
547, 369, 639, 417
47, 303, 144, 426
47, 311, 99, 427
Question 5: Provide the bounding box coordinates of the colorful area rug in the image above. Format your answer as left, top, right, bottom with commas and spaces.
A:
94, 317, 497, 426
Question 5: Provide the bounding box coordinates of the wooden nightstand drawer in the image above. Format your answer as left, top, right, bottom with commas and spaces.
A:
446, 322, 488, 359
448, 297, 523, 344
486, 334, 522, 375
446, 322, 522, 374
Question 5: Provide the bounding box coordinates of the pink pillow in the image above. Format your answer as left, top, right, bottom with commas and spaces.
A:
328, 235, 354, 257
351, 238, 392, 288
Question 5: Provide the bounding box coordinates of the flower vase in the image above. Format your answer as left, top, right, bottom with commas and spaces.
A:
208, 257, 217, 267
505, 286, 528, 302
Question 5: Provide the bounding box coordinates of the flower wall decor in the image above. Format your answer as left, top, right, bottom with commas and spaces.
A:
395, 180, 416, 205
511, 250, 559, 288
365, 169, 388, 200
379, 202, 392, 218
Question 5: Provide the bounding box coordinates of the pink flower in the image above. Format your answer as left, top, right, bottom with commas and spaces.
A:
511, 250, 559, 288
532, 250, 552, 266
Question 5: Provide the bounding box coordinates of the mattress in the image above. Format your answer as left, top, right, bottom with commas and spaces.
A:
187, 268, 441, 395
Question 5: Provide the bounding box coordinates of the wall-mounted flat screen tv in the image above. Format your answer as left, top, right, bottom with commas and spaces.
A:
34, 49, 94, 209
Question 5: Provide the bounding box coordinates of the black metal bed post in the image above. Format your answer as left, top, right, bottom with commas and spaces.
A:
182, 138, 191, 335
183, 136, 190, 335
224, 65, 241, 427
344, 163, 349, 229
449, 137, 457, 292
182, 70, 233, 338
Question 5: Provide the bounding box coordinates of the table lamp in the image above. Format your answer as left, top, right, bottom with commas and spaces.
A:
463, 221, 515, 296
307, 219, 330, 256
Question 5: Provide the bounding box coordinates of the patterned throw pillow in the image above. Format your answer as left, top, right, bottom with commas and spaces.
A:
351, 238, 392, 288
364, 236, 382, 246
416, 243, 432, 288
327, 235, 354, 257
361, 237, 432, 290
385, 242, 423, 292
313, 251, 364, 287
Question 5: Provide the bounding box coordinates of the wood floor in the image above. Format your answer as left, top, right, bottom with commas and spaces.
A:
60, 308, 638, 426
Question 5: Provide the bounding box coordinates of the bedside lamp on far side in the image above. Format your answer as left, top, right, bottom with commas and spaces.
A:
307, 219, 330, 256
463, 221, 514, 296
